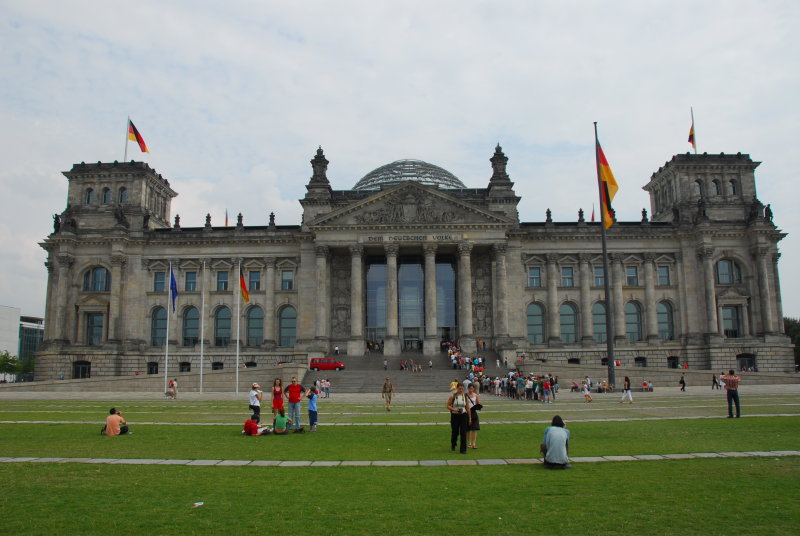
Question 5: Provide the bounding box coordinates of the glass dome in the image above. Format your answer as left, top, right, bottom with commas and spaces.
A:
353, 159, 465, 190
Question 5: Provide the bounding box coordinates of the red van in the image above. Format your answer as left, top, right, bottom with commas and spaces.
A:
309, 357, 345, 371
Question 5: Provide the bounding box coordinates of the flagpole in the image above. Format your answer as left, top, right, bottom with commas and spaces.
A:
690, 107, 697, 154
123, 116, 129, 162
594, 122, 616, 388
235, 260, 241, 394
200, 259, 206, 393
164, 261, 172, 394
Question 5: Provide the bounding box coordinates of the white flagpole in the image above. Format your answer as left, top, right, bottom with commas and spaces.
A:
235, 260, 241, 393
200, 259, 206, 393
164, 261, 172, 394
123, 117, 130, 162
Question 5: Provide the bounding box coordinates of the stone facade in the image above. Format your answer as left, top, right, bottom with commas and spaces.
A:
36, 149, 794, 381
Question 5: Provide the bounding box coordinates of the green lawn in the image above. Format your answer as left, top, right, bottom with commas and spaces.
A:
0, 394, 798, 535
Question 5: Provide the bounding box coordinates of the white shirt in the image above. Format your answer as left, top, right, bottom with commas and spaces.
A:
249, 389, 261, 406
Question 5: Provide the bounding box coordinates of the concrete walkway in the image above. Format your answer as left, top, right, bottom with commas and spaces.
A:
1, 451, 797, 467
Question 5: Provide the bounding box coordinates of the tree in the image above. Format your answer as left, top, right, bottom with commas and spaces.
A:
784, 317, 800, 368
0, 351, 20, 375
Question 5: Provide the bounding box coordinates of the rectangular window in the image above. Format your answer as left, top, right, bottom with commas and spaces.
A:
561, 267, 574, 287
527, 267, 542, 288
281, 270, 294, 290
657, 265, 671, 286
249, 271, 261, 291
185, 271, 197, 292
153, 271, 165, 292
722, 306, 741, 338
594, 267, 605, 287
216, 271, 229, 291
86, 313, 103, 346
626, 266, 639, 286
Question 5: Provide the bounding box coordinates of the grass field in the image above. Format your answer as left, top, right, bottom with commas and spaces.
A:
1, 392, 798, 535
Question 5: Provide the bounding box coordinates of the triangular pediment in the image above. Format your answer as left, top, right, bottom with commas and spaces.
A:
309, 182, 514, 228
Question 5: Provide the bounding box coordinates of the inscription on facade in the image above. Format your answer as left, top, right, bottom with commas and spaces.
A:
360, 233, 462, 243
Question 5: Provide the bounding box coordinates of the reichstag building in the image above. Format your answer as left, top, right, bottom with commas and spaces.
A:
36, 145, 794, 380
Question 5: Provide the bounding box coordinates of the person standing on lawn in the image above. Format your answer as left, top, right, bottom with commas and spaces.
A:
620, 376, 633, 403
466, 383, 481, 449
271, 378, 284, 417
248, 383, 263, 416
722, 369, 742, 418
447, 383, 471, 454
679, 373, 686, 392
284, 376, 305, 432
305, 386, 319, 432
381, 377, 395, 411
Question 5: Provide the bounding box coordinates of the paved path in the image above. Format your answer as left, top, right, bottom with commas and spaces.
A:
1, 451, 797, 467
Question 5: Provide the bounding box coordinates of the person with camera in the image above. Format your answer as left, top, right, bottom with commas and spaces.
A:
103, 407, 129, 436
248, 383, 263, 416
447, 383, 471, 454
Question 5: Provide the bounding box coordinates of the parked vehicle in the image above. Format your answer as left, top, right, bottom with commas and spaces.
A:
309, 357, 345, 371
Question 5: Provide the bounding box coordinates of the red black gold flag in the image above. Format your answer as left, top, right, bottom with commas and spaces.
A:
596, 142, 619, 229
127, 120, 149, 153
688, 123, 695, 149
239, 267, 250, 303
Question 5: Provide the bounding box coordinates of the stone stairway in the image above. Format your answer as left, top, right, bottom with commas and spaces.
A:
314, 351, 506, 394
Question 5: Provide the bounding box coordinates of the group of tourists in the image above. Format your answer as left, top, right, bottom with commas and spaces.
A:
243, 376, 318, 435
399, 359, 430, 372
446, 381, 482, 453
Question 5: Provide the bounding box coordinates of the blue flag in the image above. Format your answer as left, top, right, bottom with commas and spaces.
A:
169, 266, 179, 313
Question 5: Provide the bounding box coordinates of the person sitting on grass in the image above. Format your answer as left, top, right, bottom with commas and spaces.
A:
243, 414, 272, 436
103, 408, 129, 436
273, 408, 292, 435
540, 415, 570, 469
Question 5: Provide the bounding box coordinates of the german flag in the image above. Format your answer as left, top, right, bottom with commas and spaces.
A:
127, 120, 149, 153
239, 267, 250, 303
597, 142, 618, 229
688, 122, 695, 150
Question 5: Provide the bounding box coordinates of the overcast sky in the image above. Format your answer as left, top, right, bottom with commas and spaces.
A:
1, 0, 798, 320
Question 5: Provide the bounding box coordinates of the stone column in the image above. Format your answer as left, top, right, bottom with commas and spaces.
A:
700, 247, 719, 336
348, 245, 365, 356
546, 253, 560, 342
201, 259, 212, 346
610, 254, 625, 343
423, 244, 439, 355
493, 244, 509, 339
457, 243, 475, 352
644, 254, 658, 342
755, 247, 775, 334
314, 246, 330, 345
107, 254, 126, 343
263, 257, 276, 348
773, 253, 785, 333
54, 253, 73, 342
579, 254, 593, 344
384, 244, 400, 355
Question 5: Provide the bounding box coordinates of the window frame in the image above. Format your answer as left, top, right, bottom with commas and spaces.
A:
153, 271, 165, 292
151, 306, 167, 346
624, 301, 643, 342
214, 307, 231, 347
280, 270, 294, 291
216, 270, 229, 291
625, 266, 639, 286
248, 270, 261, 291
560, 266, 574, 287
527, 267, 542, 288
185, 271, 197, 292
526, 303, 545, 344
657, 265, 671, 286
559, 302, 578, 343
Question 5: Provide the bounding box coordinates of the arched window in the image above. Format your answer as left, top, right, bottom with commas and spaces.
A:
625, 301, 643, 342
182, 306, 199, 346
83, 267, 110, 291
592, 302, 607, 343
278, 306, 297, 347
118, 187, 128, 204
85, 188, 95, 204
151, 307, 167, 346
711, 179, 721, 196
247, 306, 264, 346
101, 187, 111, 204
715, 259, 742, 284
214, 307, 231, 346
657, 301, 675, 341
559, 302, 578, 343
729, 180, 737, 196
526, 303, 545, 343
693, 180, 704, 197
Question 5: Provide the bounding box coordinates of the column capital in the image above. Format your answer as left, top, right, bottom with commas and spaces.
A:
750, 246, 770, 259
698, 247, 715, 261
643, 253, 656, 264
492, 243, 507, 257
385, 244, 399, 256
349, 244, 364, 257
315, 245, 330, 258
111, 254, 127, 268
772, 252, 781, 264
263, 256, 276, 267
545, 252, 558, 264
458, 242, 472, 256
578, 253, 591, 264
423, 243, 437, 256
56, 253, 74, 269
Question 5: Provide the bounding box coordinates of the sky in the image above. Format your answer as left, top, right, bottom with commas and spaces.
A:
1, 0, 798, 320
